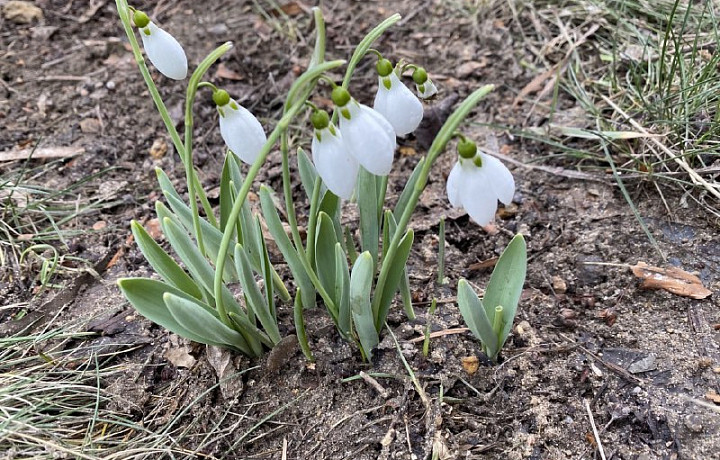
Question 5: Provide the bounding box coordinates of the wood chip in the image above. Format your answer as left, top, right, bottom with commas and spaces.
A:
630, 262, 712, 299
0, 146, 84, 162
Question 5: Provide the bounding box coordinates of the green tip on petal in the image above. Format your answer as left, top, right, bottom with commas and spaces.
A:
331, 87, 351, 107
311, 110, 330, 130
133, 10, 150, 28
213, 89, 230, 107
472, 154, 483, 168
412, 67, 428, 85
458, 138, 477, 159
376, 58, 393, 77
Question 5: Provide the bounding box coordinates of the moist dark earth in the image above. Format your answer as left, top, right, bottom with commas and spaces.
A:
1, 1, 719, 459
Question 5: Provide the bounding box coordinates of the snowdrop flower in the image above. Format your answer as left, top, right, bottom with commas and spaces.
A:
133, 10, 187, 80
310, 110, 358, 199
412, 67, 438, 99
332, 87, 396, 176
373, 59, 423, 136
446, 139, 515, 226
213, 89, 267, 164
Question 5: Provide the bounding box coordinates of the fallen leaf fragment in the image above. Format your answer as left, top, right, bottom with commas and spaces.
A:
705, 390, 720, 405
630, 262, 712, 299
461, 356, 479, 375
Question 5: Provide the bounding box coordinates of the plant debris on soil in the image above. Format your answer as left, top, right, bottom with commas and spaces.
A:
1, 1, 719, 459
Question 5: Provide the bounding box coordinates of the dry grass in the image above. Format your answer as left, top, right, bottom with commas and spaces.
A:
503, 0, 720, 218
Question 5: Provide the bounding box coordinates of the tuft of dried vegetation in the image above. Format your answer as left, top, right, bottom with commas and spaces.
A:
506, 0, 720, 217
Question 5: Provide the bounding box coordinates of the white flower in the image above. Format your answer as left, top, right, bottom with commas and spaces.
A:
217, 98, 267, 164
138, 21, 188, 80
311, 124, 358, 199
337, 99, 396, 176
416, 79, 438, 99
446, 152, 515, 226
373, 72, 424, 136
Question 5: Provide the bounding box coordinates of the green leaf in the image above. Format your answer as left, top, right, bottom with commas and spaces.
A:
163, 292, 251, 353
259, 185, 316, 310
297, 147, 324, 200
374, 229, 414, 330
483, 234, 527, 348
130, 220, 203, 300
162, 192, 237, 282
335, 243, 351, 338
219, 154, 233, 231
350, 252, 379, 361
357, 168, 379, 266
457, 279, 498, 359
234, 243, 281, 344
315, 212, 339, 312
155, 168, 183, 204
393, 157, 425, 221
118, 278, 244, 351
161, 216, 243, 318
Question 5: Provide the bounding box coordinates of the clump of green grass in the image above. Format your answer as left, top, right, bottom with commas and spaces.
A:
507, 0, 720, 216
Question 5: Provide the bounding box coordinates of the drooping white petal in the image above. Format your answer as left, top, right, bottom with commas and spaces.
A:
479, 152, 515, 205
417, 79, 438, 99
311, 126, 358, 199
339, 100, 396, 176
446, 161, 463, 208
373, 73, 424, 136
459, 166, 497, 226
140, 22, 188, 80
218, 99, 267, 164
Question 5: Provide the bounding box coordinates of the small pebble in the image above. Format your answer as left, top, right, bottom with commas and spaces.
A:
684, 415, 703, 433
106, 80, 116, 90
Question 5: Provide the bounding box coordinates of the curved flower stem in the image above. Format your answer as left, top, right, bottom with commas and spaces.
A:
371, 84, 496, 330
342, 14, 401, 88
116, 0, 219, 231
184, 42, 233, 256
214, 59, 346, 325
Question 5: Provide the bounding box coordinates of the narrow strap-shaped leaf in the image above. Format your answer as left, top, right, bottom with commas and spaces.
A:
482, 234, 527, 348
130, 220, 203, 300
257, 217, 276, 316
315, 212, 339, 311
228, 312, 273, 352
350, 252, 379, 361
163, 193, 237, 282
259, 185, 316, 310
118, 278, 245, 352
297, 147, 325, 200
374, 229, 414, 331
357, 168, 380, 266
155, 167, 184, 204
164, 292, 252, 354
161, 216, 243, 318
234, 243, 281, 344
458, 279, 498, 359
219, 154, 234, 231
393, 157, 425, 221
335, 243, 351, 338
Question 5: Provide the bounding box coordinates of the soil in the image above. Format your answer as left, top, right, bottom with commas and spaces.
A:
2, 1, 719, 459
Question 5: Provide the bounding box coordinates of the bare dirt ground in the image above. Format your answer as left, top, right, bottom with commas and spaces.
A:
1, 0, 719, 459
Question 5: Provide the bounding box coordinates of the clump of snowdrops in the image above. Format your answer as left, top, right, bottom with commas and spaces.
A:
115, 0, 526, 363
